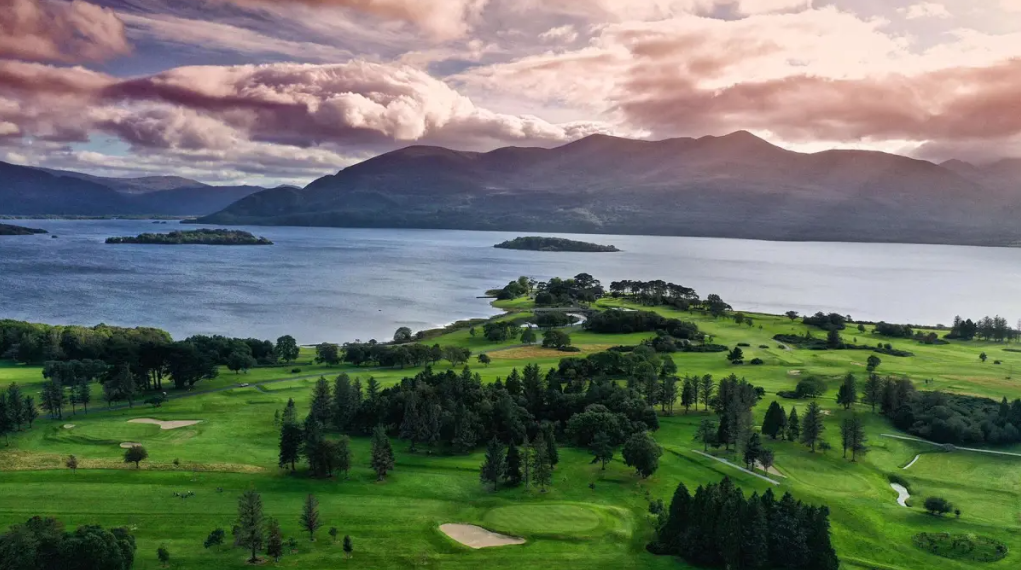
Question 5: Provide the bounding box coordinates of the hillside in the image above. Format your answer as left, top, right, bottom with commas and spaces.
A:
198, 132, 1021, 246
0, 161, 267, 217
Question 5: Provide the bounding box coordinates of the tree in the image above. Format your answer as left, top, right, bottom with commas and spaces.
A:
393, 327, 413, 343
622, 432, 662, 478
278, 399, 302, 471
800, 402, 825, 452
315, 343, 341, 366
761, 401, 786, 439
204, 529, 225, 550
124, 445, 148, 468
862, 374, 882, 413
699, 375, 715, 411
505, 442, 523, 486
479, 438, 506, 490
22, 395, 37, 428
227, 350, 256, 374
266, 518, 283, 561
542, 329, 572, 350
334, 435, 353, 478
477, 353, 491, 367
836, 374, 857, 410
343, 535, 353, 558
66, 454, 78, 475
309, 377, 333, 427
299, 494, 322, 541
275, 335, 300, 363
826, 328, 842, 349
980, 352, 988, 363
785, 311, 799, 321
758, 448, 775, 474
743, 432, 764, 469
924, 496, 954, 516
76, 381, 92, 414
727, 347, 744, 363
0, 396, 11, 445
520, 327, 537, 345
236, 489, 265, 564
329, 527, 338, 543
542, 422, 560, 471
786, 407, 800, 442
694, 418, 718, 451
157, 545, 170, 567
866, 354, 882, 372
847, 414, 868, 461
532, 434, 553, 492
680, 378, 696, 413
370, 425, 395, 481
588, 431, 614, 470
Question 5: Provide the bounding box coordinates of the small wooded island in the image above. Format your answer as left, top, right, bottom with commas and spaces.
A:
495, 236, 620, 252
0, 223, 48, 236
106, 228, 273, 245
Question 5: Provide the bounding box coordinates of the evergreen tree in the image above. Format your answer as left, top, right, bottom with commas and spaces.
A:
699, 375, 715, 411
399, 391, 423, 451
862, 374, 882, 413
660, 375, 678, 414
343, 535, 353, 558
522, 435, 533, 489
333, 373, 360, 432
656, 481, 691, 554
309, 377, 332, 427
542, 422, 559, 470
836, 373, 857, 410
278, 399, 302, 471
800, 401, 825, 452
761, 401, 785, 439
451, 405, 478, 454
236, 489, 265, 564
0, 395, 11, 445
739, 496, 769, 570
848, 414, 868, 461
532, 433, 553, 492
116, 365, 136, 408
786, 407, 800, 442
694, 418, 718, 451
6, 384, 24, 430
505, 442, 523, 486
266, 518, 283, 561
804, 506, 839, 570
479, 438, 506, 489
505, 368, 522, 396
370, 425, 395, 481
335, 435, 353, 478
589, 431, 615, 470
681, 377, 696, 413
299, 494, 321, 541
743, 432, 764, 469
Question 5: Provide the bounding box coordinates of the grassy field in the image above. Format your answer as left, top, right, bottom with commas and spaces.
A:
2, 298, 1020, 569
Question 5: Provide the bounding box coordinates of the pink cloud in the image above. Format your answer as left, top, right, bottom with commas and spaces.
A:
0, 0, 130, 63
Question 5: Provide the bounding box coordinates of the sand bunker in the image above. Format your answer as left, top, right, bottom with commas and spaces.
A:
754, 460, 786, 478
119, 442, 142, 449
891, 483, 910, 507
128, 418, 201, 430
439, 524, 525, 549
787, 370, 801, 376
63, 424, 75, 429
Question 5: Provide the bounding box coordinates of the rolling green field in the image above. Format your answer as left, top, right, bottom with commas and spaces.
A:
2, 298, 1020, 569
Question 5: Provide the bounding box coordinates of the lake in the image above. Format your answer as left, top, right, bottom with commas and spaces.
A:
2, 220, 1020, 344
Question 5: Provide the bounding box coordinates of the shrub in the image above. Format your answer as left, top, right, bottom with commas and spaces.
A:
924, 496, 954, 516
291, 368, 301, 373
758, 345, 769, 349
750, 358, 764, 365
737, 342, 750, 347
794, 376, 826, 398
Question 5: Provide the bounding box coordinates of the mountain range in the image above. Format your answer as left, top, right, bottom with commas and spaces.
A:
4, 132, 1020, 246
197, 132, 1021, 246
0, 161, 271, 217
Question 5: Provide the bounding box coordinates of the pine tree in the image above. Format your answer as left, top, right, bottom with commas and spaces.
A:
451, 405, 477, 454
303, 416, 331, 476
804, 506, 839, 570
657, 481, 691, 555
333, 373, 360, 432
116, 364, 136, 408
479, 438, 506, 489
370, 425, 395, 481
299, 494, 321, 541
862, 374, 882, 413
399, 391, 422, 451
343, 535, 353, 558
542, 423, 560, 470
335, 435, 353, 478
522, 435, 533, 489
532, 433, 553, 492
0, 395, 11, 445
761, 401, 785, 439
6, 384, 23, 430
848, 414, 869, 461
836, 373, 857, 409
505, 368, 522, 396
278, 399, 302, 471
309, 377, 332, 427
743, 432, 764, 469
681, 377, 695, 413
699, 375, 715, 411
694, 418, 718, 451
660, 375, 678, 414
786, 407, 800, 442
76, 381, 91, 414
265, 518, 283, 561
801, 401, 825, 452
589, 431, 614, 470
236, 489, 265, 564
739, 496, 769, 570
505, 442, 523, 486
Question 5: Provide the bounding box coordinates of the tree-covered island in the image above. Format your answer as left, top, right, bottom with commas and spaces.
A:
0, 223, 48, 236
494, 236, 620, 252
106, 228, 273, 245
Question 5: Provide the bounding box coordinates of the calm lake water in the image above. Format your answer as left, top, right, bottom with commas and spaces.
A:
2, 220, 1021, 344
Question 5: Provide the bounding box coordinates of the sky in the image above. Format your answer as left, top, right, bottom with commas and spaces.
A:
1, 0, 1020, 187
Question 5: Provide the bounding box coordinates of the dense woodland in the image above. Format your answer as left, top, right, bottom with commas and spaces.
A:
0, 517, 136, 570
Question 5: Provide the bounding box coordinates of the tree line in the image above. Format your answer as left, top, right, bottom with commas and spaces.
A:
0, 517, 136, 569
608, 280, 732, 315
0, 383, 39, 444
650, 478, 839, 570
947, 315, 1019, 342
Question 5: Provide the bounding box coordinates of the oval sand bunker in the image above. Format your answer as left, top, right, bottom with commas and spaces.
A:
128, 418, 201, 430
440, 524, 525, 549
119, 442, 142, 449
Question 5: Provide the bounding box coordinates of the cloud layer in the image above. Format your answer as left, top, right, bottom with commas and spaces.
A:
0, 0, 130, 62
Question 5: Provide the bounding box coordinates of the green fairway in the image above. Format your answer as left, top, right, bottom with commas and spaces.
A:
3, 296, 1021, 570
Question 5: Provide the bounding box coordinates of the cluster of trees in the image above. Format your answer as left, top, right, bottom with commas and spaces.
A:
759, 400, 833, 455
690, 375, 764, 457
0, 383, 39, 443
873, 322, 914, 338
947, 315, 1018, 342
565, 404, 663, 476
228, 490, 353, 564
608, 280, 732, 315
651, 478, 839, 570
534, 273, 604, 306
106, 229, 272, 245
0, 517, 136, 569
889, 390, 1021, 445
340, 342, 470, 369
478, 427, 559, 491
802, 312, 848, 331
277, 393, 357, 479
584, 310, 703, 340
492, 276, 535, 300
557, 346, 682, 412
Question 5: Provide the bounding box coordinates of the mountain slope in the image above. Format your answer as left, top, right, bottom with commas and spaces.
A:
200, 133, 1021, 246
0, 161, 267, 216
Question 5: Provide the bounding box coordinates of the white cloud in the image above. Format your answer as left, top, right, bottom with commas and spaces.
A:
539, 25, 578, 43
899, 2, 952, 20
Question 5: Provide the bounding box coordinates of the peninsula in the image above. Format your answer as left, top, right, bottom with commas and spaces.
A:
106, 228, 273, 245
0, 223, 48, 236
495, 236, 620, 252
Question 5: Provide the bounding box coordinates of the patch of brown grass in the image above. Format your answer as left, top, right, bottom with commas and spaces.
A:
0, 450, 262, 474
495, 345, 613, 360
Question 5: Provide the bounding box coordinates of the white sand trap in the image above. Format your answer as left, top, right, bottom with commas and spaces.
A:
903, 454, 920, 470
754, 460, 786, 478
128, 418, 201, 430
440, 524, 525, 549
891, 483, 910, 507
63, 424, 75, 429
787, 369, 801, 376
119, 442, 142, 449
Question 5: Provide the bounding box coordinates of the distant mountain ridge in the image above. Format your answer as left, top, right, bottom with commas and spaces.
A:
0, 161, 268, 216
198, 132, 1021, 246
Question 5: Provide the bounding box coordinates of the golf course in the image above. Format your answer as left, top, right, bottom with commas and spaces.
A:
1, 275, 1019, 570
